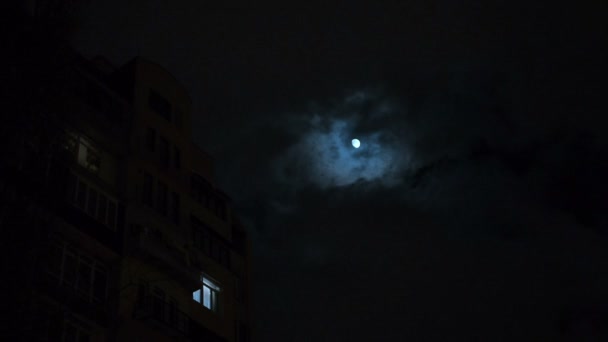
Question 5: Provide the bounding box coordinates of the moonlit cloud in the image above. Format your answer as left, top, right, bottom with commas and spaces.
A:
274, 91, 411, 188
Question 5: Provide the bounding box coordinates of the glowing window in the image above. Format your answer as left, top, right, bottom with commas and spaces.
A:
192, 275, 221, 313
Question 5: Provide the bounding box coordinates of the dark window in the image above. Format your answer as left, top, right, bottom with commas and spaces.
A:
239, 323, 250, 342
173, 146, 180, 169
169, 297, 178, 325
63, 249, 78, 287
219, 247, 230, 269
232, 226, 247, 256
149, 90, 171, 121
152, 287, 166, 320
145, 127, 156, 152
159, 137, 169, 168
216, 199, 226, 220
211, 240, 220, 260
107, 201, 117, 230
86, 188, 97, 217
157, 181, 168, 215
76, 257, 92, 299
175, 108, 183, 128
76, 180, 87, 209
170, 192, 180, 225
143, 173, 154, 207
97, 194, 107, 223
203, 231, 211, 255
93, 267, 107, 303
191, 173, 213, 208
67, 172, 77, 202
47, 241, 63, 277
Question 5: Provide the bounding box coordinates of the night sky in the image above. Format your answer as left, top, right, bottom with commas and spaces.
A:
72, 2, 608, 340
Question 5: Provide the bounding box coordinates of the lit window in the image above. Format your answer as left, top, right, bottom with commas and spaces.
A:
193, 275, 221, 313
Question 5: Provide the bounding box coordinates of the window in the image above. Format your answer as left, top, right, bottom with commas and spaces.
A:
36, 302, 92, 342
97, 194, 107, 223
173, 146, 181, 169
145, 127, 156, 152
63, 318, 91, 342
191, 173, 211, 204
76, 180, 87, 210
149, 89, 172, 121
69, 173, 118, 230
76, 136, 101, 173
157, 181, 168, 215
193, 275, 221, 313
174, 108, 183, 129
107, 201, 117, 230
61, 131, 102, 174
168, 297, 178, 325
192, 216, 230, 269
152, 287, 166, 320
143, 172, 154, 207
159, 137, 169, 168
170, 192, 180, 225
86, 188, 97, 217
45, 239, 108, 304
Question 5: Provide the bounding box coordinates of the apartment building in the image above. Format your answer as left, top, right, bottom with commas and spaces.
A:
0, 53, 252, 341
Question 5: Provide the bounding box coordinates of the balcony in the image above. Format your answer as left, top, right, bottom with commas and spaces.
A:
37, 273, 110, 327
128, 227, 199, 290
133, 295, 227, 341
133, 295, 189, 337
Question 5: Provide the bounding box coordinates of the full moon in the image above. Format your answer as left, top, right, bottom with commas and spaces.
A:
351, 139, 361, 148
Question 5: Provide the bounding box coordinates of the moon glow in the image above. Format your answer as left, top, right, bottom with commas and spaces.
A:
352, 139, 361, 148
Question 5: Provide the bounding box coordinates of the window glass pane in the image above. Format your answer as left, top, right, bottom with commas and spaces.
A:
149, 90, 172, 121
67, 172, 77, 203
107, 201, 117, 230
192, 289, 201, 303
175, 108, 183, 128
145, 127, 156, 152
171, 192, 180, 224
76, 180, 87, 209
77, 257, 92, 299
211, 290, 218, 312
93, 268, 107, 302
157, 181, 167, 215
97, 194, 107, 223
64, 322, 77, 342
86, 188, 97, 217
203, 233, 211, 255
173, 146, 180, 169
143, 173, 153, 207
47, 241, 63, 278
203, 285, 211, 309
79, 333, 91, 342
63, 250, 78, 287
159, 137, 169, 168
211, 240, 220, 260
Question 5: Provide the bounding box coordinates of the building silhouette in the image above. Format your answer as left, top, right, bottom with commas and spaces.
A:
0, 51, 252, 341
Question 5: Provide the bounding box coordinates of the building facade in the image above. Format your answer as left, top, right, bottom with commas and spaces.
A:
0, 53, 252, 341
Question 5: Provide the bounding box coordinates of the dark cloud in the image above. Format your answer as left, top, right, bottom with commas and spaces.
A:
72, 1, 608, 340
